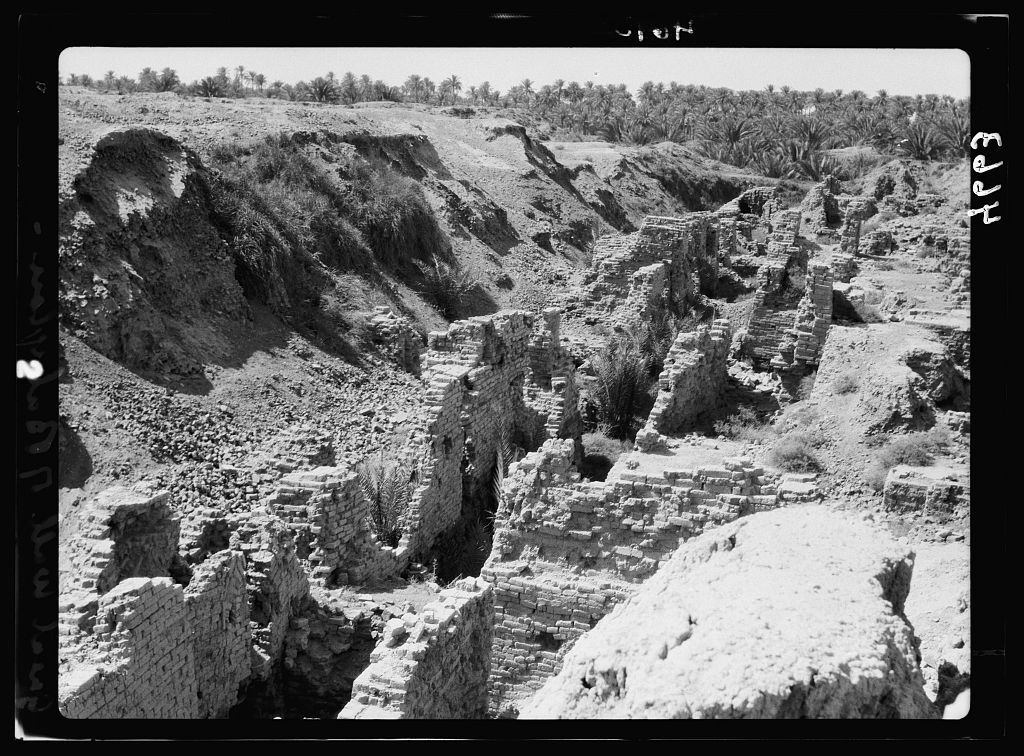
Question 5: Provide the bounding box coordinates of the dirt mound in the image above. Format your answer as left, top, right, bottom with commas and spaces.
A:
59, 128, 252, 376
520, 506, 937, 719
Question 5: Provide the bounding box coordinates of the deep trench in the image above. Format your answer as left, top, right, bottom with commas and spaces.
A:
228, 613, 379, 719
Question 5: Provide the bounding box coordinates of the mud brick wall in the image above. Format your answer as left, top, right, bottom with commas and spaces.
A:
339, 577, 494, 719
581, 218, 690, 317
637, 319, 731, 444
60, 488, 182, 597
717, 216, 737, 266
766, 209, 803, 262
400, 362, 469, 562
374, 308, 583, 572
527, 307, 568, 389
59, 577, 200, 718
481, 438, 780, 715
716, 185, 781, 218
369, 306, 424, 376
830, 252, 858, 283
799, 175, 842, 236
615, 262, 669, 328
184, 550, 251, 718
790, 264, 834, 367
265, 466, 403, 587
642, 214, 720, 297
883, 465, 970, 521
579, 213, 729, 322
741, 263, 802, 364
837, 197, 874, 255
230, 515, 311, 680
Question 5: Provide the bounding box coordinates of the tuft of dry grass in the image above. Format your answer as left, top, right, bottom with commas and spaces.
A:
864, 426, 951, 490
833, 371, 860, 395
768, 432, 821, 472
713, 406, 776, 443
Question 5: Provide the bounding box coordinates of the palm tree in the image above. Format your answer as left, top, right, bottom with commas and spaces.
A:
520, 78, 533, 105
194, 77, 224, 98
158, 68, 179, 92
254, 73, 266, 94
403, 74, 423, 102
340, 72, 358, 104
358, 74, 372, 101
138, 67, 159, 92
308, 76, 339, 103
443, 74, 462, 105
235, 65, 245, 93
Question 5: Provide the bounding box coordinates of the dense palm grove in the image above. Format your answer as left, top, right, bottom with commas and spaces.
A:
62, 68, 970, 179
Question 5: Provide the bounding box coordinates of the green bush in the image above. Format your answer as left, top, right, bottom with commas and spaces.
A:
623, 311, 677, 378
357, 452, 415, 548
713, 406, 776, 443
768, 432, 821, 472
415, 258, 480, 320
590, 334, 653, 440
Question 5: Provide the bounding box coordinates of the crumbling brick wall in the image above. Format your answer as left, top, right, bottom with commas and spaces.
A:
830, 252, 858, 283
230, 515, 311, 681
339, 577, 494, 719
636, 319, 731, 446
579, 214, 725, 323
741, 263, 804, 365
60, 551, 252, 720
60, 576, 201, 719
369, 306, 424, 376
716, 185, 782, 219
481, 438, 781, 715
765, 209, 803, 262
799, 175, 843, 237
59, 488, 183, 597
883, 465, 970, 521
264, 466, 404, 587
183, 550, 251, 717
773, 263, 834, 372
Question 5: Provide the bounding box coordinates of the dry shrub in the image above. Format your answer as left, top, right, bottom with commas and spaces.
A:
713, 406, 776, 443
833, 371, 860, 395
768, 432, 822, 472
864, 426, 951, 490
580, 431, 633, 481
852, 301, 887, 323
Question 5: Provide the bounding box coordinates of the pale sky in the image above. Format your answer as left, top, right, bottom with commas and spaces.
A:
58, 47, 971, 99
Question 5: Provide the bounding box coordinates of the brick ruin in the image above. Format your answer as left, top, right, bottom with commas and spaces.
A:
339, 577, 494, 719
60, 306, 583, 720
574, 213, 725, 329
62, 174, 931, 721
635, 318, 732, 450
369, 306, 424, 376
481, 436, 787, 716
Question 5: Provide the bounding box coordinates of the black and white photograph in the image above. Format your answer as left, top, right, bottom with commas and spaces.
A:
17, 12, 1008, 738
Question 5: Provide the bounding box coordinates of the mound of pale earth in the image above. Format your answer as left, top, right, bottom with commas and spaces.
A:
812, 322, 965, 432
901, 540, 970, 707
519, 505, 938, 719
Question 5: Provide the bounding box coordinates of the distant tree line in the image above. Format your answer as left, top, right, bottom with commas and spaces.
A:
61, 69, 970, 170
